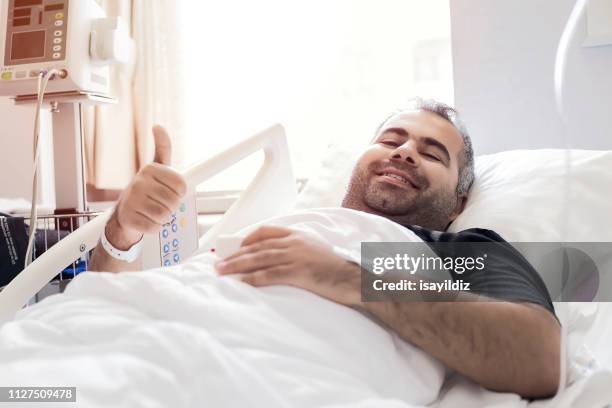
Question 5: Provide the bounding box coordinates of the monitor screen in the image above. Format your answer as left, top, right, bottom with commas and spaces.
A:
14, 0, 42, 7
13, 8, 32, 18
10, 30, 45, 60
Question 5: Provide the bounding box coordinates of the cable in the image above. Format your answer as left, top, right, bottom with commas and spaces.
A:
24, 69, 60, 268
553, 0, 588, 396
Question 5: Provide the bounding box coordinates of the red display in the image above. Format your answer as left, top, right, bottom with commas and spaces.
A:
12, 17, 30, 26
10, 30, 45, 60
14, 0, 42, 7
13, 8, 31, 17
44, 4, 64, 11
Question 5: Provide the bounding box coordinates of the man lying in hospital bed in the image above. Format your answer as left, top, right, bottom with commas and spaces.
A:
0, 99, 574, 407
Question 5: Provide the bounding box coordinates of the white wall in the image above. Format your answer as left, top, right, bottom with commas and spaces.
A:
450, 0, 612, 154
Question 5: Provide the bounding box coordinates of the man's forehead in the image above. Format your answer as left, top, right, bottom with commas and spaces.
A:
377, 109, 464, 151
380, 109, 421, 128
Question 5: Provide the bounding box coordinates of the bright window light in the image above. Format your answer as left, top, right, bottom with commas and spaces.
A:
176, 0, 453, 191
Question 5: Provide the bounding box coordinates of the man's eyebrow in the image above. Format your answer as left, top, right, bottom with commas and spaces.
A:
381, 127, 451, 163
382, 127, 409, 138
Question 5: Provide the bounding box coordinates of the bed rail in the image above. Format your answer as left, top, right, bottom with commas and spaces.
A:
0, 124, 296, 322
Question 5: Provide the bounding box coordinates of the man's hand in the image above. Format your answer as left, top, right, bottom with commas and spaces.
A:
89, 125, 187, 272
216, 226, 361, 306
109, 125, 187, 249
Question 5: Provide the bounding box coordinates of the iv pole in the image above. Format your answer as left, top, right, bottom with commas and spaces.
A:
12, 91, 116, 226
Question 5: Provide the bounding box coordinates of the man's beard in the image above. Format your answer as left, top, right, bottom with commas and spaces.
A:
342, 161, 458, 231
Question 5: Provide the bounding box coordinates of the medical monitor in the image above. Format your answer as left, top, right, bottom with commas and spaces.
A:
0, 0, 110, 96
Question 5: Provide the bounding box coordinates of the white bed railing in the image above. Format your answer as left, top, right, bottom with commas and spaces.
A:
0, 124, 297, 322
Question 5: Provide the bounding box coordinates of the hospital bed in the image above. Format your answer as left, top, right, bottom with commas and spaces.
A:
1, 0, 611, 405
1, 125, 612, 406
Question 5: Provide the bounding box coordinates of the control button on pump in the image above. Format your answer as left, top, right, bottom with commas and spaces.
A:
53, 38, 62, 44
55, 12, 64, 19
54, 30, 62, 36
29, 70, 40, 77
1, 72, 12, 80
54, 20, 63, 26
52, 53, 61, 59
53, 45, 61, 51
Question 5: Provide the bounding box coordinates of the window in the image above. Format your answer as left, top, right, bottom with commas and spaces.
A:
176, 0, 453, 195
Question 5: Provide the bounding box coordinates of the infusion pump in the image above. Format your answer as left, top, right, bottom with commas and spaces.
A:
0, 0, 125, 97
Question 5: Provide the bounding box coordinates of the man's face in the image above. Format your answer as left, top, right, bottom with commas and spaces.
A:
342, 109, 467, 231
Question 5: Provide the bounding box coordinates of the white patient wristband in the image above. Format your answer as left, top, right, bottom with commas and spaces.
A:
100, 229, 143, 263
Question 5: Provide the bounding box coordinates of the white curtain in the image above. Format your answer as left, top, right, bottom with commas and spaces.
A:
83, 0, 185, 191
131, 0, 185, 168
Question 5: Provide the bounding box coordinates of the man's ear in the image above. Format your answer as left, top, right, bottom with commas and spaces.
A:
449, 193, 468, 222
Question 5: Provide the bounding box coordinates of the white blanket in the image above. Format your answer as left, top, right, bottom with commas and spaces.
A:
0, 208, 445, 408
2, 207, 610, 407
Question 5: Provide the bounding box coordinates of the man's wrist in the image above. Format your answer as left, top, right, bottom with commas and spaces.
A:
105, 214, 143, 251
339, 260, 364, 308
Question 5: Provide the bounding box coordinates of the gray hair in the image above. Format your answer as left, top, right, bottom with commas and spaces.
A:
375, 98, 475, 195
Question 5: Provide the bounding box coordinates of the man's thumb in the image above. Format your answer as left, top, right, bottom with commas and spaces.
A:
152, 125, 172, 165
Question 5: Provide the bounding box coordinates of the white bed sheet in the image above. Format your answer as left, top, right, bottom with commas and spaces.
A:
1, 208, 610, 407
583, 303, 612, 371
0, 208, 445, 408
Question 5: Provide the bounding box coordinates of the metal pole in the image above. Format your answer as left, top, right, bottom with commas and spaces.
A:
51, 102, 87, 223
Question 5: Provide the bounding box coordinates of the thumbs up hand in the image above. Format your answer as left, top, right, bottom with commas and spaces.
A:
152, 124, 172, 166
106, 125, 188, 250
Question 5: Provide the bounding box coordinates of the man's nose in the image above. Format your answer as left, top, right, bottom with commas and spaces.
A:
390, 140, 419, 166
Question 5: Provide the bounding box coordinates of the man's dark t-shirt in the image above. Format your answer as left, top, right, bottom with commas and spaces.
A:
404, 225, 556, 317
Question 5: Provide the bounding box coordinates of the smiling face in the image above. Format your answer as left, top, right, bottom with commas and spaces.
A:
342, 109, 468, 231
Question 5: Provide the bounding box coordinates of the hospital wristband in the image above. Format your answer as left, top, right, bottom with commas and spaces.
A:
100, 228, 143, 263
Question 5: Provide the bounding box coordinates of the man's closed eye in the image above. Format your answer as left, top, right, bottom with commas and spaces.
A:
423, 152, 441, 162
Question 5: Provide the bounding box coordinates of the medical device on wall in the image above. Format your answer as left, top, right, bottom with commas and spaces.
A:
0, 0, 131, 266
0, 0, 219, 283
0, 0, 109, 95
0, 0, 129, 219
0, 0, 128, 96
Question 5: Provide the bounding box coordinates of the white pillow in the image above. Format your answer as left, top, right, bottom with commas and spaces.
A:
448, 149, 612, 243
295, 143, 362, 209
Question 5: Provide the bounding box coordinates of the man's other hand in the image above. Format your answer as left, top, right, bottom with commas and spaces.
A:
107, 125, 187, 250
215, 226, 361, 306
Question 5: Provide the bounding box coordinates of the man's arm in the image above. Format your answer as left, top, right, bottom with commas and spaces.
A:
363, 295, 560, 398
88, 126, 186, 272
217, 226, 561, 399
